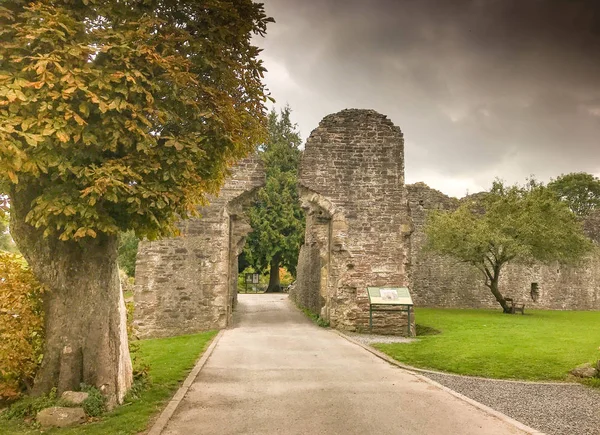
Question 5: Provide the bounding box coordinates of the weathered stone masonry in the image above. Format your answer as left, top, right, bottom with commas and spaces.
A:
291, 109, 414, 335
133, 157, 264, 338
135, 108, 600, 339
408, 182, 600, 310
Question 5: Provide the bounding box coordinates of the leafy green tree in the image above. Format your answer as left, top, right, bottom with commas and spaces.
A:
548, 172, 600, 217
426, 180, 594, 313
0, 1, 271, 404
244, 107, 305, 292
118, 231, 139, 277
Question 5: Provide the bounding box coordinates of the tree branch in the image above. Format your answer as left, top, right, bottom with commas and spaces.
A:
473, 262, 493, 288
483, 265, 494, 287
488, 243, 499, 263
483, 253, 495, 268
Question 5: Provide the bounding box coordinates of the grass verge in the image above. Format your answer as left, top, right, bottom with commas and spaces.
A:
374, 308, 600, 382
0, 331, 217, 434
300, 307, 329, 327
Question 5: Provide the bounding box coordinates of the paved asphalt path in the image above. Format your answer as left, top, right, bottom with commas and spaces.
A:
161, 294, 527, 435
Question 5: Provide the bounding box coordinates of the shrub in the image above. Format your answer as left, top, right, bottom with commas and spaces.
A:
300, 307, 329, 328
123, 374, 149, 403
125, 299, 150, 400
279, 267, 294, 286
1, 388, 57, 421
0, 253, 44, 402
119, 268, 134, 297
118, 231, 139, 277
79, 385, 106, 417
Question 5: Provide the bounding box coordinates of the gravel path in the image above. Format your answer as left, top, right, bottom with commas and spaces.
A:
424, 372, 600, 435
343, 332, 600, 434
344, 331, 416, 345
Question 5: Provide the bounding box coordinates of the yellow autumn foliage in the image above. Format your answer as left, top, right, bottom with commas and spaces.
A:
0, 253, 44, 401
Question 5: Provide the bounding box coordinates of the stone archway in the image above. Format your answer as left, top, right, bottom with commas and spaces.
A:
133, 157, 264, 338
134, 109, 416, 338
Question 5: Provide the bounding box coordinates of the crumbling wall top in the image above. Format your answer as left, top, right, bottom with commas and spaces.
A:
299, 109, 405, 213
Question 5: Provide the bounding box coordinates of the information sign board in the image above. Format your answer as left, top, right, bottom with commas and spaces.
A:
245, 273, 260, 284
367, 287, 413, 306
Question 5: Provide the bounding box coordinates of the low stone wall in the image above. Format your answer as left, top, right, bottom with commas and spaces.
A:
133, 157, 264, 338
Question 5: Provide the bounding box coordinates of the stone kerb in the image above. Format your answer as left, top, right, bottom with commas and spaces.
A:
294, 109, 413, 335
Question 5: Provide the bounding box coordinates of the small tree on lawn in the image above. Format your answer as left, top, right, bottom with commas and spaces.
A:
244, 107, 305, 292
548, 172, 600, 217
425, 180, 594, 313
0, 1, 271, 405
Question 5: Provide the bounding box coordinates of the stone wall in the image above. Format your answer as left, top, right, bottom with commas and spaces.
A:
133, 157, 264, 338
292, 244, 322, 315
133, 108, 600, 340
408, 183, 600, 310
292, 109, 414, 335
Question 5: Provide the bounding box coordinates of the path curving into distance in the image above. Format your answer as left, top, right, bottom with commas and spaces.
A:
160, 294, 534, 435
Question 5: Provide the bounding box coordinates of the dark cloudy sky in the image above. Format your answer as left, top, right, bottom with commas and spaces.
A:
255, 0, 600, 197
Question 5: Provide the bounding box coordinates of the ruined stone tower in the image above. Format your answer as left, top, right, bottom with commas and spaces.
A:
291, 109, 413, 334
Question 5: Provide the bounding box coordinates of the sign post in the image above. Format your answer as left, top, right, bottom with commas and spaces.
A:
366, 287, 414, 336
245, 273, 260, 293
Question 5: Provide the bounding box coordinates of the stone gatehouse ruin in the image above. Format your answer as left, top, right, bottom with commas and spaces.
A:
291, 110, 412, 335
134, 109, 600, 339
134, 157, 264, 338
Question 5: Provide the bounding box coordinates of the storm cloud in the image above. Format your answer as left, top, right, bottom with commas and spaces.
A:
256, 0, 600, 196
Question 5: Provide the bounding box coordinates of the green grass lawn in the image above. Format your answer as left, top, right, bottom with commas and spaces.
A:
0, 331, 217, 435
374, 308, 600, 381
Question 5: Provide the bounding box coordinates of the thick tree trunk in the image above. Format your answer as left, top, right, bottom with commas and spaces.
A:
488, 278, 511, 314
10, 189, 132, 408
265, 255, 281, 293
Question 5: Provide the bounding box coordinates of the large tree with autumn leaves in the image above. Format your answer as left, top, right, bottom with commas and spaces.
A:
0, 0, 271, 405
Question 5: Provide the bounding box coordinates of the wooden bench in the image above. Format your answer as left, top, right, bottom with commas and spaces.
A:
505, 297, 525, 314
